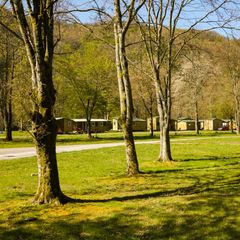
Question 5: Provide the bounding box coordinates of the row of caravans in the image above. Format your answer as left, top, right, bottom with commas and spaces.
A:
175, 118, 235, 131
56, 118, 112, 134
148, 117, 236, 131
56, 117, 235, 134
56, 117, 147, 134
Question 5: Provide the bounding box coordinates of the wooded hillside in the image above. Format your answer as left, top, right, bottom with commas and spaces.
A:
0, 22, 237, 129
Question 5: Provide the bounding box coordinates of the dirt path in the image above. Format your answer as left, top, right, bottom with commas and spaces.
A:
0, 141, 159, 160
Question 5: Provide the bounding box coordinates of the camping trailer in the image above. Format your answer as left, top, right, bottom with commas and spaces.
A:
56, 117, 74, 133
112, 118, 147, 131
73, 119, 112, 133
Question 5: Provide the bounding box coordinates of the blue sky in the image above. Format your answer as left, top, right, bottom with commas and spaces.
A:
4, 0, 238, 37
66, 0, 239, 38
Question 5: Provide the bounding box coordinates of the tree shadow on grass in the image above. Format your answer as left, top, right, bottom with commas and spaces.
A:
70, 174, 240, 204
1, 174, 240, 240
181, 155, 240, 162
143, 160, 240, 176
1, 155, 240, 239
2, 190, 240, 240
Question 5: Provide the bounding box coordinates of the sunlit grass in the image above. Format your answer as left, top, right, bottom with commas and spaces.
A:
0, 136, 240, 239
0, 130, 236, 148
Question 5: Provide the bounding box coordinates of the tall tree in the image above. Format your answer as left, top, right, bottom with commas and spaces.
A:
66, 0, 145, 174
113, 0, 146, 175
137, 0, 232, 162
8, 0, 69, 204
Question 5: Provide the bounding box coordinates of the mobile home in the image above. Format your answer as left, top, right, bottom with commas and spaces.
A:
177, 118, 195, 131
147, 116, 177, 131
56, 117, 74, 133
73, 119, 112, 133
203, 118, 223, 131
112, 118, 147, 131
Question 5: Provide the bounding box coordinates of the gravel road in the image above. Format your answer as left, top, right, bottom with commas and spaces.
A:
0, 136, 235, 161
0, 141, 159, 160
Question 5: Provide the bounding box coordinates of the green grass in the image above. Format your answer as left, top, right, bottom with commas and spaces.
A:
0, 136, 240, 239
0, 131, 128, 148
0, 130, 236, 148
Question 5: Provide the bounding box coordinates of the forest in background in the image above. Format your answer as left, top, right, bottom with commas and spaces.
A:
0, 20, 239, 130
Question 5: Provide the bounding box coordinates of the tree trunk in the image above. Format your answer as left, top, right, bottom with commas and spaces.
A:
154, 38, 173, 162
31, 68, 69, 204
195, 99, 199, 135
86, 119, 92, 139
235, 109, 240, 135
4, 101, 12, 141
234, 94, 240, 135
158, 108, 172, 162
20, 118, 23, 131
2, 31, 13, 141
154, 73, 172, 162
149, 113, 154, 137
33, 117, 67, 204
122, 121, 139, 175
10, 0, 71, 204
114, 18, 140, 175
230, 118, 234, 133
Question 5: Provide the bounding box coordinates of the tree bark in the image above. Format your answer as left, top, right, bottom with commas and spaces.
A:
149, 112, 154, 137
154, 61, 173, 162
114, 30, 140, 175
158, 99, 172, 162
31, 60, 68, 204
235, 106, 240, 135
195, 98, 199, 135
86, 119, 92, 139
11, 0, 69, 204
33, 117, 67, 204
4, 42, 15, 142
230, 118, 234, 133
0, 29, 13, 141
233, 81, 240, 135
122, 121, 139, 175
141, 93, 154, 137
113, 2, 140, 175
4, 100, 12, 141
159, 125, 172, 162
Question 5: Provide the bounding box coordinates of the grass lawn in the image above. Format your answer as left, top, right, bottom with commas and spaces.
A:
0, 136, 240, 239
0, 130, 236, 148
0, 131, 135, 148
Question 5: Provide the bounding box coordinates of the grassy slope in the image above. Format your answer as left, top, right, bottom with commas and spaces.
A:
0, 135, 240, 239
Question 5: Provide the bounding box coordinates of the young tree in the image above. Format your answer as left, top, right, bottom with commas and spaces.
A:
8, 0, 69, 204
132, 72, 157, 137
179, 51, 213, 134
56, 41, 114, 138
0, 8, 19, 141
